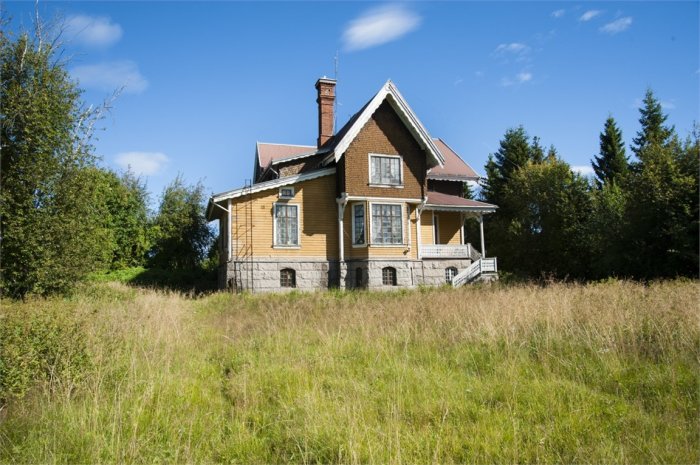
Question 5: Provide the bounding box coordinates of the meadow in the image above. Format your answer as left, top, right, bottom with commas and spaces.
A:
1, 280, 698, 464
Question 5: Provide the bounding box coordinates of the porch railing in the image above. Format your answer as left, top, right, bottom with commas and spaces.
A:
420, 243, 483, 260
452, 257, 498, 287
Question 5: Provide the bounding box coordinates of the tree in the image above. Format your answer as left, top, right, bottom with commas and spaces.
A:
482, 126, 532, 205
0, 28, 112, 297
592, 116, 628, 187
631, 89, 673, 156
149, 175, 213, 270
498, 157, 592, 278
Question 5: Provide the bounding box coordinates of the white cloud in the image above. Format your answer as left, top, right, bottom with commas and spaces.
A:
551, 9, 565, 18
572, 165, 595, 177
599, 17, 633, 34
660, 100, 676, 110
71, 61, 148, 94
494, 42, 530, 55
342, 4, 421, 51
115, 152, 169, 176
501, 71, 533, 87
516, 72, 532, 83
579, 10, 602, 22
65, 14, 122, 48
454, 78, 464, 86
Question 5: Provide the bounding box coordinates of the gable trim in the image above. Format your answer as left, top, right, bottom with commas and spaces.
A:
324, 81, 445, 169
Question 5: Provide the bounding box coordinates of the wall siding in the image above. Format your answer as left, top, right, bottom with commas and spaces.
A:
342, 101, 426, 199
230, 174, 338, 259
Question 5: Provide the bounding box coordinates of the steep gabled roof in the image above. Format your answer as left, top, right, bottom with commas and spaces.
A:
322, 80, 445, 169
428, 138, 480, 181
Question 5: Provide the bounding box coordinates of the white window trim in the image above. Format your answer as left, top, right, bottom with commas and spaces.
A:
351, 202, 367, 248
368, 201, 405, 247
278, 186, 295, 199
368, 153, 404, 188
273, 203, 301, 249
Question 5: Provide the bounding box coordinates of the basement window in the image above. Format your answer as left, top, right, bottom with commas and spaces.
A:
445, 267, 458, 284
280, 268, 296, 288
382, 267, 397, 286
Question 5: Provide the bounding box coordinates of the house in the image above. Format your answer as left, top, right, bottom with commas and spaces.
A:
206, 78, 498, 292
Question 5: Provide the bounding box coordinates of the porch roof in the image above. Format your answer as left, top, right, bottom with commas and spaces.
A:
425, 191, 497, 213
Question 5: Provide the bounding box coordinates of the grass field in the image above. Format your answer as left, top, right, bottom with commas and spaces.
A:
1, 280, 698, 463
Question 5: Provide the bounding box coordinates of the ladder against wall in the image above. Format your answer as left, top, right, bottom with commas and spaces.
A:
233, 180, 254, 292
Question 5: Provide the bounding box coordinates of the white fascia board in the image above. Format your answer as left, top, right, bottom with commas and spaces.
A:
211, 167, 336, 203
424, 204, 497, 213
427, 174, 481, 182
329, 81, 445, 168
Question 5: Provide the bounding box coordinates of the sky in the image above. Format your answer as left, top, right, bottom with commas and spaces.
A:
4, 1, 699, 206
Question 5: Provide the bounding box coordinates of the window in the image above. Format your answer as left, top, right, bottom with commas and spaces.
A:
279, 187, 294, 199
370, 154, 402, 186
280, 268, 296, 288
352, 203, 365, 245
274, 204, 299, 246
371, 204, 403, 245
445, 267, 458, 284
382, 267, 397, 286
355, 267, 364, 288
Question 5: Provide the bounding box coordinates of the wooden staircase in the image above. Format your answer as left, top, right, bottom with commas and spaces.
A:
452, 258, 498, 287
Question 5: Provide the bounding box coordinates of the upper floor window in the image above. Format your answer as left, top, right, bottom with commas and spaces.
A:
274, 204, 299, 247
369, 154, 402, 186
371, 204, 403, 245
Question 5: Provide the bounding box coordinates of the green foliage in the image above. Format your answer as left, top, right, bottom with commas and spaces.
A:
593, 116, 628, 187
149, 174, 214, 270
0, 281, 697, 463
0, 31, 114, 297
632, 89, 674, 156
482, 126, 533, 205
0, 300, 91, 404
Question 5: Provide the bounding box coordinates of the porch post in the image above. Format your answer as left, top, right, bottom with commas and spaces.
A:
478, 214, 486, 257
416, 197, 427, 259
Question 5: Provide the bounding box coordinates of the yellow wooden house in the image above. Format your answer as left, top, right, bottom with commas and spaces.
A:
207, 78, 497, 292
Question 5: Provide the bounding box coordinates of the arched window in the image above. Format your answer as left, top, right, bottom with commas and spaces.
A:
280, 268, 296, 288
355, 267, 364, 288
445, 267, 458, 284
382, 267, 397, 286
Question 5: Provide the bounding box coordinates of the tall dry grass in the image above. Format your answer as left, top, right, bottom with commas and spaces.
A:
1, 280, 698, 463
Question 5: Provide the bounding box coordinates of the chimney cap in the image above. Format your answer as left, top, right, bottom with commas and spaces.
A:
315, 77, 337, 87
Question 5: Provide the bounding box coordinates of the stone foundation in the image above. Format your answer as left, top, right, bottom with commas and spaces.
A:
219, 258, 476, 292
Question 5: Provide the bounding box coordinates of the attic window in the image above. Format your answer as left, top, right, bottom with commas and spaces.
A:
279, 187, 294, 199
369, 154, 403, 186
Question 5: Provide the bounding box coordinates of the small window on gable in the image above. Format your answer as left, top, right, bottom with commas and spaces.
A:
445, 267, 458, 284
382, 267, 397, 286
279, 187, 295, 199
280, 268, 296, 288
370, 154, 402, 186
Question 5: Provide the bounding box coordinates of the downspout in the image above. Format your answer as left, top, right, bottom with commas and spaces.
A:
336, 193, 348, 262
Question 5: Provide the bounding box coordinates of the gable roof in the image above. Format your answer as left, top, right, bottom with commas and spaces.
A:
428, 138, 480, 181
256, 142, 318, 168
322, 80, 445, 169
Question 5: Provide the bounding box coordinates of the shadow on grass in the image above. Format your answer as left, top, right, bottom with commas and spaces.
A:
92, 267, 218, 295
129, 268, 218, 295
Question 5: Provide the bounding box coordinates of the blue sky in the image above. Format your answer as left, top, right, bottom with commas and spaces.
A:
5, 1, 699, 205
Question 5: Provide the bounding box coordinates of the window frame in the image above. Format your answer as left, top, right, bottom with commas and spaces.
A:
280, 268, 296, 288
368, 153, 404, 188
382, 267, 397, 286
273, 203, 301, 249
351, 202, 367, 247
368, 202, 404, 247
278, 186, 295, 199
445, 267, 458, 284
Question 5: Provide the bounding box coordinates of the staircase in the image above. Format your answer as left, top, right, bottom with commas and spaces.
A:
451, 258, 498, 287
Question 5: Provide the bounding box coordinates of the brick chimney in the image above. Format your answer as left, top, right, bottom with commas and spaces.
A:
315, 77, 336, 148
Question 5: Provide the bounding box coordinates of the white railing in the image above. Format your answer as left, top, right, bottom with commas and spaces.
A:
452, 258, 498, 287
421, 244, 473, 258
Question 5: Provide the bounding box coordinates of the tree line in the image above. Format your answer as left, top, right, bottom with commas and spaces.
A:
479, 90, 698, 280
1, 26, 215, 298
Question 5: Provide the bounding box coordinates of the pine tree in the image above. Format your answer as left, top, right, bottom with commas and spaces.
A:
631, 89, 673, 156
530, 136, 545, 164
482, 126, 532, 205
592, 116, 628, 187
